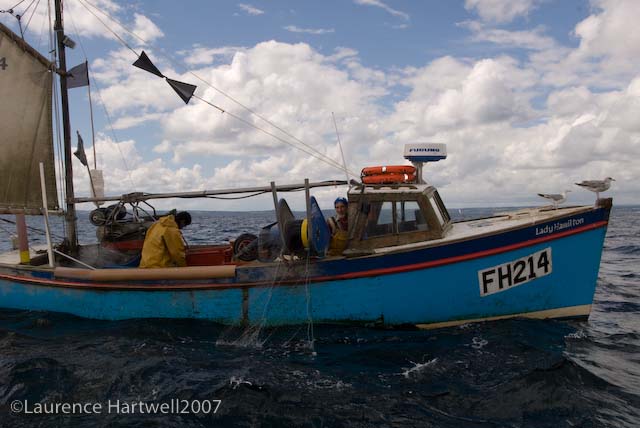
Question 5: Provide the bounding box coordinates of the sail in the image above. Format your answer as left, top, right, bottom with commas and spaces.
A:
0, 22, 59, 214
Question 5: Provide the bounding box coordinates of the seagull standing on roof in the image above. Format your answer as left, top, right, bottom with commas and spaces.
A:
575, 177, 615, 200
538, 190, 571, 209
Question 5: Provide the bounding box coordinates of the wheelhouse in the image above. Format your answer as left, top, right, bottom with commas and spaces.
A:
346, 183, 452, 252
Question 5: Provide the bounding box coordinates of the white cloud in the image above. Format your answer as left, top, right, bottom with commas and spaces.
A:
68, 0, 640, 209
283, 25, 335, 35
238, 3, 265, 16
326, 47, 359, 62
90, 47, 190, 115
572, 0, 640, 67
390, 56, 537, 137
353, 0, 410, 21
159, 41, 384, 172
180, 45, 246, 66
464, 0, 539, 23
73, 134, 210, 205
111, 113, 166, 130
462, 21, 556, 51
0, 0, 163, 48
529, 0, 640, 89
131, 13, 164, 44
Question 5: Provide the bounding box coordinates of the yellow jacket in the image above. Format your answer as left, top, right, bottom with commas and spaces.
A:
139, 215, 187, 268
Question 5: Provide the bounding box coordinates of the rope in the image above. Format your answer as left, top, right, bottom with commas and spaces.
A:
65, 9, 96, 168
0, 222, 16, 237
21, 0, 41, 36
33, 0, 47, 51
303, 251, 315, 354
48, 0, 67, 227
193, 95, 352, 174
66, 4, 136, 188
74, 0, 138, 57
0, 217, 65, 240
75, 0, 359, 178
90, 78, 136, 188
333, 112, 350, 184
1, 0, 28, 12
20, 0, 37, 14
190, 72, 359, 177
80, 0, 149, 47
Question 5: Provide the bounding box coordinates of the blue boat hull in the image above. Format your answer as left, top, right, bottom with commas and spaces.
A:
0, 206, 609, 328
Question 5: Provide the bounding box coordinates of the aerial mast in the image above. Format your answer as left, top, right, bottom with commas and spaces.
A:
53, 0, 78, 252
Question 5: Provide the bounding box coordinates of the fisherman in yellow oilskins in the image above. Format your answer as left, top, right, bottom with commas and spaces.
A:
139, 211, 192, 268
327, 197, 349, 256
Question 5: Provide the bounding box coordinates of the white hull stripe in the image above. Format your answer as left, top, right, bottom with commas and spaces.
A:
416, 304, 592, 330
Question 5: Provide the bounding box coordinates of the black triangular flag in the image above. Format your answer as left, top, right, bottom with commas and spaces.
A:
166, 78, 197, 104
74, 131, 88, 166
132, 51, 164, 78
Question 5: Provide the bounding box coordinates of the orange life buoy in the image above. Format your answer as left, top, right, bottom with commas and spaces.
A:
361, 165, 416, 176
361, 173, 416, 184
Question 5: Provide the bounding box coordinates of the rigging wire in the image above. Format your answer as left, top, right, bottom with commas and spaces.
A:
0, 0, 28, 37
75, 0, 358, 178
48, 0, 67, 230
0, 222, 15, 237
34, 0, 47, 52
65, 5, 136, 189
64, 8, 99, 167
193, 95, 352, 173
21, 0, 41, 36
189, 73, 359, 178
2, 0, 28, 11
20, 0, 37, 13
0, 217, 65, 240
92, 85, 136, 188
74, 0, 138, 57
332, 112, 350, 185
303, 252, 316, 354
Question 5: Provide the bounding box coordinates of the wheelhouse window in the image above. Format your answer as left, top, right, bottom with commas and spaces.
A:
429, 197, 445, 227
398, 201, 427, 232
365, 201, 394, 237
428, 191, 450, 228
365, 200, 428, 238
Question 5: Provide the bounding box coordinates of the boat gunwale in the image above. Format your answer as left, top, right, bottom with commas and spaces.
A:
0, 214, 609, 291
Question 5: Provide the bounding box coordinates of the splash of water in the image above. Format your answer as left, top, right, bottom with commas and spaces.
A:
401, 358, 438, 378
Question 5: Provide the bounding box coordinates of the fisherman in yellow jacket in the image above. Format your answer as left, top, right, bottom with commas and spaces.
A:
327, 197, 349, 256
139, 212, 192, 268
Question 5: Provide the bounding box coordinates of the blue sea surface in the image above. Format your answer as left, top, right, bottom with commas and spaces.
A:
0, 206, 639, 427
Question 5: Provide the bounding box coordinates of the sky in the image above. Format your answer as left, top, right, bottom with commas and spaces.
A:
1, 0, 638, 211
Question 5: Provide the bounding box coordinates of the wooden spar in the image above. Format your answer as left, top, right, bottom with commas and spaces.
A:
73, 180, 348, 204
54, 0, 78, 252
39, 163, 55, 268
15, 214, 29, 264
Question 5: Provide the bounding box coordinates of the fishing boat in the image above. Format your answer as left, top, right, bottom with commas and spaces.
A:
0, 2, 612, 329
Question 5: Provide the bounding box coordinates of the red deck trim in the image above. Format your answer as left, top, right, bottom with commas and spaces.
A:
0, 221, 607, 291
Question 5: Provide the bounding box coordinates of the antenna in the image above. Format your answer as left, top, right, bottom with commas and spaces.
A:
332, 112, 350, 185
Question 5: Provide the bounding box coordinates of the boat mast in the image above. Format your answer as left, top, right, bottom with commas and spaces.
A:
53, 0, 78, 252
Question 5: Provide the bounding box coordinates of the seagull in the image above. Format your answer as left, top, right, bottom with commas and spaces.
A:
538, 190, 571, 209
575, 177, 615, 200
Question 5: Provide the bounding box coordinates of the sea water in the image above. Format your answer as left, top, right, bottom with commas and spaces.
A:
0, 206, 638, 427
